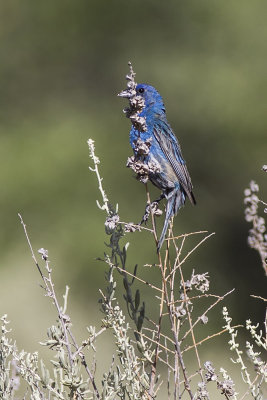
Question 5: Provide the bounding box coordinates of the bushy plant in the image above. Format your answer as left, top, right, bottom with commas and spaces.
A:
0, 65, 266, 400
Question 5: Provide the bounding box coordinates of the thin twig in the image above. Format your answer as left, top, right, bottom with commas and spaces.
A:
120, 220, 153, 233
146, 184, 165, 398
166, 230, 209, 240
158, 355, 174, 372
115, 265, 163, 293
18, 213, 101, 399
88, 138, 110, 215
18, 213, 45, 281
18, 214, 73, 368
143, 326, 175, 347
182, 325, 243, 353
170, 292, 224, 305
250, 295, 267, 302
182, 288, 235, 342
167, 224, 181, 400
135, 330, 175, 355
172, 229, 207, 395
239, 373, 261, 400
182, 268, 205, 381
164, 335, 172, 400
158, 239, 194, 399
62, 285, 70, 314
166, 232, 215, 281
67, 328, 100, 396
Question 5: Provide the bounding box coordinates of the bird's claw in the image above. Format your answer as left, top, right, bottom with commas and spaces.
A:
140, 204, 150, 225
140, 201, 163, 225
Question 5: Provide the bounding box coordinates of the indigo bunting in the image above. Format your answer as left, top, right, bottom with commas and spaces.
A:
128, 83, 196, 250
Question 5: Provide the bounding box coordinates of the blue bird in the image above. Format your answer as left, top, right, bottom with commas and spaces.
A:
129, 83, 196, 251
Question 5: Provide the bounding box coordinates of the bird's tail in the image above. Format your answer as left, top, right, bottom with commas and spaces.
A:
157, 189, 185, 252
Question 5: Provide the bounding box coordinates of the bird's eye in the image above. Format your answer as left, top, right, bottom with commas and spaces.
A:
137, 87, 144, 94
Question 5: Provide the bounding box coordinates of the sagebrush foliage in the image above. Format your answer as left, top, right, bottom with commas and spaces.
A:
0, 65, 266, 399
0, 141, 265, 399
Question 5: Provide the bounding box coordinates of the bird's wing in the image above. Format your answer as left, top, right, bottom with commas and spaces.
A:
153, 122, 196, 205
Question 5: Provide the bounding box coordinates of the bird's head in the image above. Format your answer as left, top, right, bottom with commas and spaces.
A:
136, 84, 166, 115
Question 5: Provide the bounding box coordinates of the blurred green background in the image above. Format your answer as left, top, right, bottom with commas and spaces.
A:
0, 0, 266, 395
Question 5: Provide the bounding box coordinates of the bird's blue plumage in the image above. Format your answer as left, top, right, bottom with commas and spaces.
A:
129, 84, 196, 251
